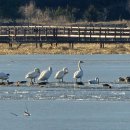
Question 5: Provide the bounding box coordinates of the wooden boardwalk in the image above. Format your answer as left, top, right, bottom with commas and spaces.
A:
0, 25, 130, 48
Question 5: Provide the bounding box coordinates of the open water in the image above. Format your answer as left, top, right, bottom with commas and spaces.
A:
0, 54, 130, 130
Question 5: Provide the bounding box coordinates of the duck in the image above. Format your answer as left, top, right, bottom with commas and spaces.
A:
118, 76, 130, 83
25, 68, 40, 84
118, 77, 125, 82
73, 60, 84, 82
0, 72, 10, 82
24, 111, 31, 116
55, 67, 68, 82
102, 83, 112, 89
24, 103, 31, 116
125, 76, 130, 83
38, 66, 52, 82
88, 77, 99, 84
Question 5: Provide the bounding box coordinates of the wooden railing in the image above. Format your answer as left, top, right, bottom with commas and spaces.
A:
0, 26, 130, 48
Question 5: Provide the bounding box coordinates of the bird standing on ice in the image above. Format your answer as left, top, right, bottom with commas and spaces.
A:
25, 68, 40, 84
38, 66, 52, 82
55, 67, 68, 82
88, 77, 99, 84
0, 72, 10, 82
73, 60, 84, 82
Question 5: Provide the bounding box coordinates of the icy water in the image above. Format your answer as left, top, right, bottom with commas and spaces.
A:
1, 54, 130, 130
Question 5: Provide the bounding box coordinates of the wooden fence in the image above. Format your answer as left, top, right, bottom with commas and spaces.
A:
0, 26, 130, 48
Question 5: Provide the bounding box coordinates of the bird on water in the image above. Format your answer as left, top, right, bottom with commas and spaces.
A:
73, 60, 84, 82
55, 67, 68, 82
24, 103, 31, 117
38, 66, 52, 82
88, 77, 99, 84
0, 72, 10, 82
25, 68, 40, 84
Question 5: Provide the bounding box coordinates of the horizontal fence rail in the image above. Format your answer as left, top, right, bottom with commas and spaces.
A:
0, 26, 130, 48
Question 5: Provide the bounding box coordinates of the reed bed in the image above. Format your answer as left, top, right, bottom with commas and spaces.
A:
0, 43, 130, 55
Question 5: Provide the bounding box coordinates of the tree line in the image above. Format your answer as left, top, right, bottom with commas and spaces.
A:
0, 0, 130, 24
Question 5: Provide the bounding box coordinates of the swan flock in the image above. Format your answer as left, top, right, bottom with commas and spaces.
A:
0, 60, 102, 84
0, 61, 85, 83
24, 60, 85, 83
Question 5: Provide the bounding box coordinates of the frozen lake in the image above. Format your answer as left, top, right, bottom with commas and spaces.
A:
0, 54, 130, 130
1, 54, 130, 82
1, 100, 130, 130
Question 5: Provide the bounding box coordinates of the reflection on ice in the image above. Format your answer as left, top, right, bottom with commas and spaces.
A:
111, 91, 126, 95
0, 83, 129, 101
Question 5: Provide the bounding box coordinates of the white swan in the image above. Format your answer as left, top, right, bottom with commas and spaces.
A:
0, 72, 10, 82
38, 66, 52, 82
73, 60, 84, 82
55, 67, 68, 82
88, 77, 99, 84
25, 68, 40, 83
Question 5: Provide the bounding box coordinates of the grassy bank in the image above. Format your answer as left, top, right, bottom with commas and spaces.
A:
0, 43, 130, 55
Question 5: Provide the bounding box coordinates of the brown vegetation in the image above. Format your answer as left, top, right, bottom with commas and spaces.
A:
0, 43, 130, 55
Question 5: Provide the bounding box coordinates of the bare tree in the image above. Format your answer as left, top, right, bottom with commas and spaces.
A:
19, 1, 70, 25
19, 1, 36, 25
43, 8, 52, 22
102, 8, 108, 21
19, 1, 52, 25
34, 9, 44, 23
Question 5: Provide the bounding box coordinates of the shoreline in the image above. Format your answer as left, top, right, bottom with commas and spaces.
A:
0, 43, 130, 55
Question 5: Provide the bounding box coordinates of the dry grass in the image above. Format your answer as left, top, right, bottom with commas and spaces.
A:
0, 43, 130, 55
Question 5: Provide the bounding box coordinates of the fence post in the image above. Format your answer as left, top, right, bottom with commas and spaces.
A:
89, 28, 91, 42
114, 27, 116, 42
78, 27, 80, 42
99, 27, 104, 48
8, 27, 13, 49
